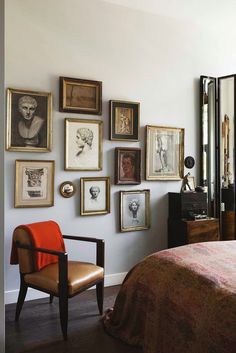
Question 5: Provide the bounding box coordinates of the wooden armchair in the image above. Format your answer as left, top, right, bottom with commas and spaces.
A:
12, 224, 104, 340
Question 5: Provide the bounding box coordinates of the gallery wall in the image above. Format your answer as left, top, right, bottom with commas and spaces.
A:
4, 0, 236, 303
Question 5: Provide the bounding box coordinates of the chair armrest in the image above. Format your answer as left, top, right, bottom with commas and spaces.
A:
62, 235, 105, 268
15, 241, 67, 259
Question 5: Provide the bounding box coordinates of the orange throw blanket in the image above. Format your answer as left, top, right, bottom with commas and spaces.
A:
10, 220, 65, 271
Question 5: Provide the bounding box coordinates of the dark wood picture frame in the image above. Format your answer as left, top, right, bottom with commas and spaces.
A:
59, 76, 102, 115
59, 181, 76, 198
109, 100, 140, 141
115, 147, 141, 185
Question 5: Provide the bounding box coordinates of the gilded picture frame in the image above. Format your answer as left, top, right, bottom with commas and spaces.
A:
59, 77, 102, 115
80, 177, 110, 216
6, 88, 52, 152
65, 118, 103, 171
120, 189, 150, 232
15, 160, 55, 208
115, 147, 141, 185
146, 125, 184, 180
109, 100, 140, 141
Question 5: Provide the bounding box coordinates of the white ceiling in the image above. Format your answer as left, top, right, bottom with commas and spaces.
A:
103, 0, 236, 30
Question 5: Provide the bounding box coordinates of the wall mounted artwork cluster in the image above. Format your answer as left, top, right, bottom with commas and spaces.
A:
6, 76, 185, 232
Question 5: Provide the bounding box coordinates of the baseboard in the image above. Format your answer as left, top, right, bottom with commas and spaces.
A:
5, 272, 127, 305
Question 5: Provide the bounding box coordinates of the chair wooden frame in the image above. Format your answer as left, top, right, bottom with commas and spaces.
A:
15, 235, 105, 340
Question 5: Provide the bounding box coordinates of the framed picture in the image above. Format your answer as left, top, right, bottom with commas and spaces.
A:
109, 100, 140, 141
15, 160, 54, 208
146, 125, 184, 180
115, 147, 141, 185
6, 88, 52, 152
59, 181, 76, 198
59, 77, 102, 115
65, 118, 103, 171
80, 177, 110, 216
120, 190, 150, 232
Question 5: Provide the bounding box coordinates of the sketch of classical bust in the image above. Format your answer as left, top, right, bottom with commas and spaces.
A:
89, 186, 100, 201
129, 199, 140, 223
17, 96, 44, 147
76, 128, 94, 157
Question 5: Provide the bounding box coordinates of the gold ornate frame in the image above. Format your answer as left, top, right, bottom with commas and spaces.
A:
6, 88, 52, 152
80, 177, 110, 216
64, 118, 103, 171
146, 125, 184, 180
120, 189, 150, 232
15, 160, 55, 208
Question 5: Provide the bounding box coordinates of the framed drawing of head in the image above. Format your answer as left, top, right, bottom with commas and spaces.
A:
146, 125, 184, 180
120, 189, 150, 232
6, 88, 52, 152
65, 118, 103, 171
59, 77, 102, 115
80, 177, 110, 216
59, 181, 76, 198
109, 100, 140, 141
115, 147, 141, 185
15, 160, 55, 208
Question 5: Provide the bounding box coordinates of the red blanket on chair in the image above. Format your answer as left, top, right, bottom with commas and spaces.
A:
10, 220, 65, 271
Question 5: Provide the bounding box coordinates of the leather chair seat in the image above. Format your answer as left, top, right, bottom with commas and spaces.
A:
25, 261, 104, 296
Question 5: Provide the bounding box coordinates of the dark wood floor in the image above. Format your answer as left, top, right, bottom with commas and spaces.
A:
5, 285, 142, 353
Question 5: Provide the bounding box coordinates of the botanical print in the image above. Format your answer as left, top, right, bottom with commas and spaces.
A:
7, 89, 52, 152
115, 107, 133, 135
65, 119, 102, 170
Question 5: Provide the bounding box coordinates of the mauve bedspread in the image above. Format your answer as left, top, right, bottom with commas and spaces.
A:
103, 241, 236, 353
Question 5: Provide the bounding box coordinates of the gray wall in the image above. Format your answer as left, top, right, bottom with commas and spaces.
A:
5, 0, 236, 304
0, 0, 5, 350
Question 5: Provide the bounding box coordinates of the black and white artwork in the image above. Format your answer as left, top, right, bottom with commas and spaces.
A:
15, 160, 54, 208
80, 177, 110, 215
65, 118, 103, 170
6, 88, 52, 152
146, 125, 184, 180
120, 190, 150, 232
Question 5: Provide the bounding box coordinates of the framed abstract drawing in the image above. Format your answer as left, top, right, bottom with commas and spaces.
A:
146, 125, 184, 180
6, 88, 52, 152
59, 77, 102, 115
115, 147, 141, 185
120, 189, 150, 232
80, 177, 110, 216
15, 160, 55, 208
65, 118, 103, 171
109, 100, 140, 141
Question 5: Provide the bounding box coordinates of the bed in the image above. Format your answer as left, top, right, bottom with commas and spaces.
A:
103, 241, 236, 353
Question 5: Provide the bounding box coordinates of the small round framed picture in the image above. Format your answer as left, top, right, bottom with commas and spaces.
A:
59, 181, 76, 198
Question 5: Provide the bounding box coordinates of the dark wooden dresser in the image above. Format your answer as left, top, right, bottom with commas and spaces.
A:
168, 192, 220, 248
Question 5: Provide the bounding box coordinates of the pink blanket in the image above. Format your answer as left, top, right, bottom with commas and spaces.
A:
103, 241, 236, 353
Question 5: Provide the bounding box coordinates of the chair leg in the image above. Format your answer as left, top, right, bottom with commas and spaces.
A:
96, 280, 104, 315
59, 295, 68, 340
15, 277, 28, 322
49, 294, 54, 304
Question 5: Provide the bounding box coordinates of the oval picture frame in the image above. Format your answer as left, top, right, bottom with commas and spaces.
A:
59, 181, 76, 198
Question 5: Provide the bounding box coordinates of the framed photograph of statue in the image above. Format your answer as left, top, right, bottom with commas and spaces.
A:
120, 190, 150, 232
65, 118, 103, 171
6, 88, 52, 152
80, 177, 110, 216
146, 125, 184, 180
109, 100, 140, 141
115, 147, 141, 185
59, 77, 102, 115
15, 160, 55, 208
